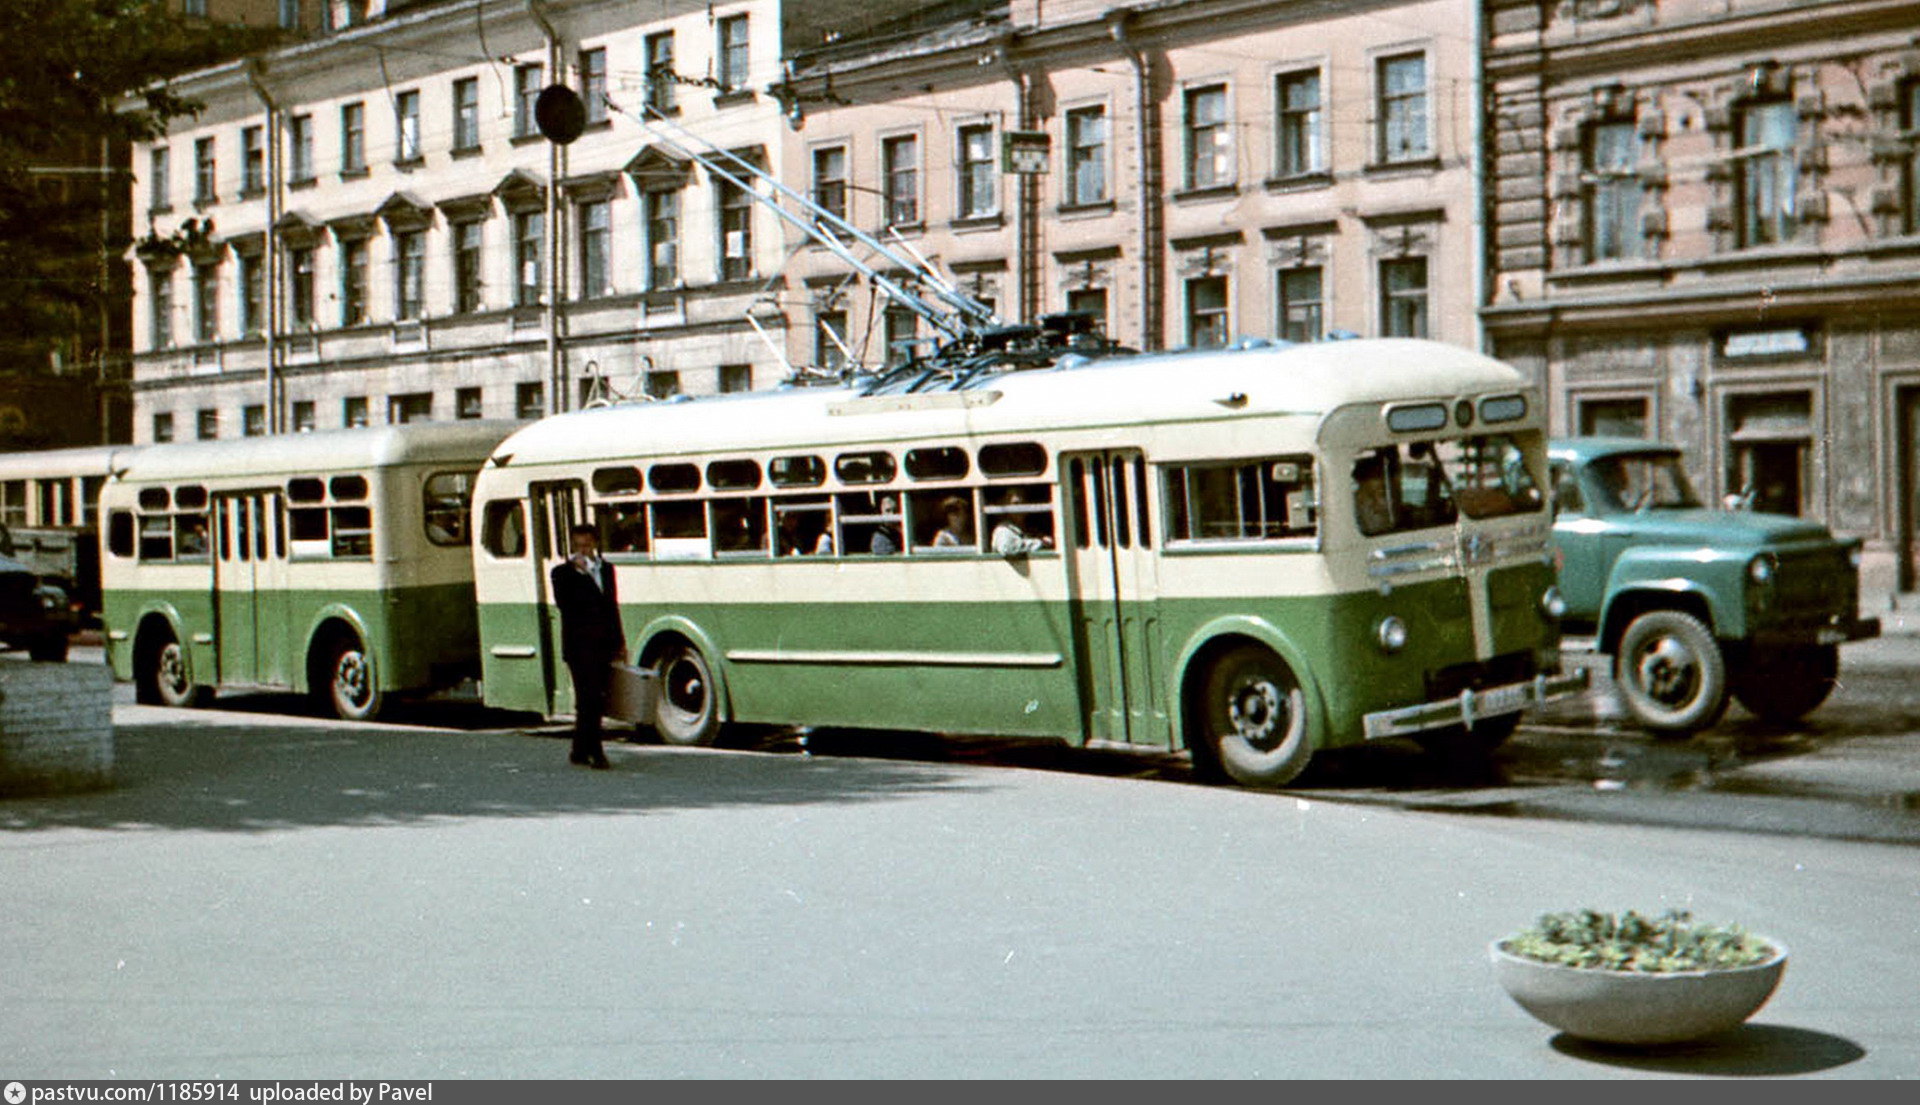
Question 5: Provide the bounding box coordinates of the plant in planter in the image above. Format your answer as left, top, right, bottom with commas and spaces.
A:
1491, 909, 1787, 1045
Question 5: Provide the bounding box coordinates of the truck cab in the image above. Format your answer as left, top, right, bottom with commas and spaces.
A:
0, 522, 75, 662
1548, 438, 1879, 734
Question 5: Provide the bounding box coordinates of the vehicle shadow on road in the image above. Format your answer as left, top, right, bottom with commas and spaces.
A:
1549, 1024, 1866, 1077
0, 714, 990, 835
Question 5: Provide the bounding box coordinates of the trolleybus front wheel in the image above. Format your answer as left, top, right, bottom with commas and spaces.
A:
1192, 644, 1312, 789
654, 641, 720, 746
140, 631, 208, 708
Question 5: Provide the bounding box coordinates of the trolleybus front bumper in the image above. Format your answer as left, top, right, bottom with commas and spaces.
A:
1361, 669, 1590, 740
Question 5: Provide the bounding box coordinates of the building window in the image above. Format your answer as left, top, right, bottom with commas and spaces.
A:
196, 409, 219, 440
1276, 265, 1323, 343
1725, 391, 1812, 516
343, 396, 369, 428
238, 253, 264, 336
341, 101, 365, 173
719, 364, 752, 393
1380, 257, 1428, 337
184, 0, 207, 15
1275, 69, 1324, 177
514, 210, 544, 306
289, 246, 315, 328
149, 270, 173, 349
1186, 276, 1228, 348
1065, 106, 1107, 206
1066, 287, 1108, 338
1185, 85, 1231, 189
717, 15, 749, 92
646, 371, 681, 399
153, 412, 174, 443
515, 381, 544, 419
395, 89, 422, 163
579, 200, 611, 299
243, 405, 266, 437
813, 145, 847, 221
451, 77, 479, 151
957, 124, 996, 218
1576, 396, 1649, 437
644, 189, 679, 289
288, 114, 314, 182
241, 125, 264, 194
882, 135, 918, 226
719, 181, 752, 280
292, 400, 316, 432
580, 48, 607, 124
814, 310, 848, 369
1904, 81, 1920, 233
280, 0, 301, 30
456, 387, 484, 420
149, 146, 170, 211
340, 237, 369, 326
453, 220, 484, 313
388, 393, 432, 424
1736, 100, 1796, 247
194, 137, 216, 204
1377, 52, 1430, 162
883, 305, 919, 367
394, 229, 425, 320
193, 264, 219, 343
514, 64, 542, 138
646, 32, 676, 114
1584, 120, 1643, 262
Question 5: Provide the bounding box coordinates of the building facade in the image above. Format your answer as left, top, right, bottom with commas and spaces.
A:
1484, 0, 1920, 590
129, 0, 826, 443
780, 0, 1482, 366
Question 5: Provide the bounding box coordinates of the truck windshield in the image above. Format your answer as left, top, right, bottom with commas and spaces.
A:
1589, 453, 1701, 512
1352, 433, 1544, 536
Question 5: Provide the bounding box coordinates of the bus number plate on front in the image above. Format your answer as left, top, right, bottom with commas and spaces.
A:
1477, 683, 1528, 715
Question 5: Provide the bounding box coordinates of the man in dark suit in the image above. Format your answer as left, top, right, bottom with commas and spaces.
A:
550, 522, 626, 769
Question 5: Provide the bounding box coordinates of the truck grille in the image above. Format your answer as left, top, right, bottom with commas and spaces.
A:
1772, 546, 1856, 619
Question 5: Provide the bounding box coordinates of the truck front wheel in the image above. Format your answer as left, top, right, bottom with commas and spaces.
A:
1615, 610, 1729, 737
1731, 644, 1839, 725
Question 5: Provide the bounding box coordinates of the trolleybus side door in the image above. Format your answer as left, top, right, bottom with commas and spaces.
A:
1062, 450, 1166, 745
530, 479, 587, 717
212, 490, 288, 685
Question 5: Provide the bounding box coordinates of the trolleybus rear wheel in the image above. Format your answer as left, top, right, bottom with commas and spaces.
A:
654, 641, 720, 746
320, 634, 383, 722
1194, 644, 1312, 789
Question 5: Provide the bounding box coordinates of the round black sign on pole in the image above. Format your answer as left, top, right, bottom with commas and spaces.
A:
535, 84, 587, 145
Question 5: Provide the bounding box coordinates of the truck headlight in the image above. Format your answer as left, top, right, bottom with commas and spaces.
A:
1376, 615, 1409, 653
1540, 586, 1567, 619
1747, 555, 1775, 585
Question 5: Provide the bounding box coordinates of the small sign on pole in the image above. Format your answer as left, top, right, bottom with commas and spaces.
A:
1002, 130, 1051, 174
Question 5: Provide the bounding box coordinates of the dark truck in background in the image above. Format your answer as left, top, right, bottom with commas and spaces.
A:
0, 522, 77, 662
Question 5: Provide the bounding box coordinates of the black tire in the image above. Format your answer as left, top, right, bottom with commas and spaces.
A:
145, 635, 205, 709
27, 632, 69, 663
1732, 644, 1839, 725
653, 641, 721, 746
1192, 645, 1313, 789
320, 634, 383, 722
1614, 610, 1728, 737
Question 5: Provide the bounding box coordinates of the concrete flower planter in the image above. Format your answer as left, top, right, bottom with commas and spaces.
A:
1491, 938, 1788, 1045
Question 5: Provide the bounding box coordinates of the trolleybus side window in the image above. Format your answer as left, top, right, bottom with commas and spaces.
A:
905, 446, 969, 481
837, 491, 902, 555
598, 502, 648, 555
712, 495, 769, 556
775, 495, 834, 555
983, 483, 1056, 547
423, 471, 475, 546
651, 499, 708, 559
979, 442, 1047, 478
107, 511, 135, 558
482, 499, 527, 558
770, 455, 826, 487
286, 472, 373, 558
835, 450, 896, 485
1166, 455, 1317, 542
912, 488, 976, 552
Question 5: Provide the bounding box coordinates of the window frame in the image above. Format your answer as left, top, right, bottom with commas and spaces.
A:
1183, 84, 1232, 190
1064, 104, 1109, 207
452, 76, 480, 152
956, 122, 998, 219
1274, 67, 1325, 178
1375, 51, 1432, 164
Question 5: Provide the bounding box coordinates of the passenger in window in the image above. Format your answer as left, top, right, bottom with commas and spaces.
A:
777, 508, 832, 556
871, 495, 901, 555
1353, 453, 1395, 536
932, 495, 973, 549
990, 486, 1053, 556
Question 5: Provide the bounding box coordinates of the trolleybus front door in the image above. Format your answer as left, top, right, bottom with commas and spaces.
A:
1062, 451, 1166, 745
212, 490, 290, 686
530, 480, 586, 717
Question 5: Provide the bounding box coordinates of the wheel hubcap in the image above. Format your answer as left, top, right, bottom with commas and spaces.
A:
159, 644, 185, 694
666, 657, 706, 716
1635, 636, 1698, 706
1229, 679, 1286, 750
335, 651, 369, 706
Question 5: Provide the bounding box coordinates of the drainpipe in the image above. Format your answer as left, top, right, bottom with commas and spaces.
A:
1108, 9, 1161, 351
1471, 1, 1488, 355
996, 34, 1038, 325
247, 59, 283, 434
528, 0, 566, 414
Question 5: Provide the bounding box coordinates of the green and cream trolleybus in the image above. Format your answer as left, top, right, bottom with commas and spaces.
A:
100, 421, 519, 720
472, 338, 1586, 787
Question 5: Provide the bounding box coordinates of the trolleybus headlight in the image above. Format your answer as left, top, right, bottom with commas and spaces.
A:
1540, 586, 1566, 619
1747, 555, 1775, 585
1376, 615, 1409, 653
